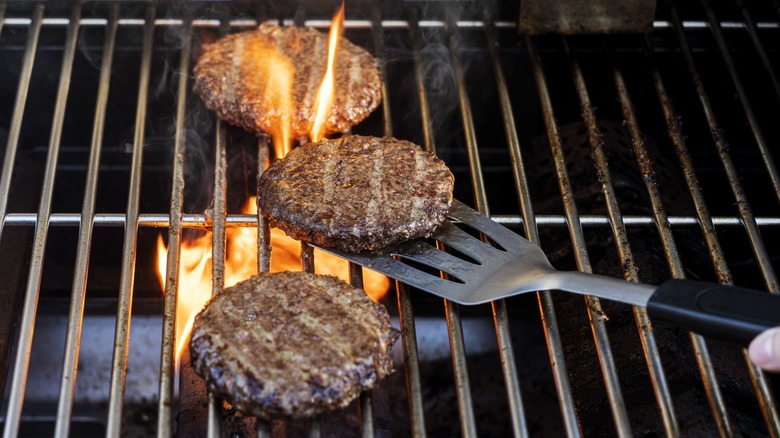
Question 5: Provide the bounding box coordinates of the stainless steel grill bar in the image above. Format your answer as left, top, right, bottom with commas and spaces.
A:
55, 5, 118, 437
395, 283, 426, 437
641, 35, 732, 287
669, 6, 780, 435
5, 16, 776, 30
300, 239, 321, 437
525, 36, 587, 438
359, 11, 394, 436
609, 39, 734, 435
0, 3, 42, 250
439, 18, 478, 437
532, 33, 683, 435
640, 36, 735, 436
482, 15, 529, 438
400, 15, 433, 437
350, 262, 375, 438
3, 5, 77, 436
735, 0, 780, 101
105, 5, 155, 436
0, 4, 6, 34
372, 8, 392, 140
557, 36, 683, 434
0, 17, 518, 29
4, 213, 779, 229
155, 16, 191, 438
256, 139, 272, 274
6, 15, 780, 31
443, 303, 476, 436
5, 193, 779, 227
701, 0, 780, 205
256, 137, 272, 438
206, 118, 229, 438
560, 38, 633, 437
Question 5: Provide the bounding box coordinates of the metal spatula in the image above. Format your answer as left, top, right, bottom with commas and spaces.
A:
314, 200, 780, 345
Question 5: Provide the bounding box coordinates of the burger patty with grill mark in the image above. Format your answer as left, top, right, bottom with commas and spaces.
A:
189, 272, 398, 419
193, 24, 381, 138
257, 135, 455, 253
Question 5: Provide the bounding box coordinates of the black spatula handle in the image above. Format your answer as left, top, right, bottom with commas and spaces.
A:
647, 279, 780, 345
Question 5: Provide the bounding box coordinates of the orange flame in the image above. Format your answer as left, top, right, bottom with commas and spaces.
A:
310, 3, 345, 143
157, 3, 382, 362
156, 197, 390, 360
246, 44, 295, 158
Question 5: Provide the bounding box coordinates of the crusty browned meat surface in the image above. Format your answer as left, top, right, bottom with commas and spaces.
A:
189, 272, 398, 420
193, 24, 381, 138
257, 135, 455, 253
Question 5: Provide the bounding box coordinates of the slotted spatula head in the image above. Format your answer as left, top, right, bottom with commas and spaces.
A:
318, 201, 780, 345
313, 200, 559, 305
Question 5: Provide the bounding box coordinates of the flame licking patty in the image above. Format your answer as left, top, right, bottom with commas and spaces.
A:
193, 23, 382, 139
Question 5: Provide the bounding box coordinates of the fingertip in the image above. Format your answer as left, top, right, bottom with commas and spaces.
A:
749, 327, 780, 372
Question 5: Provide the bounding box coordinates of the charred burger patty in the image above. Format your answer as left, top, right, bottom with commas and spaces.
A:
189, 272, 398, 419
193, 24, 381, 138
257, 135, 455, 252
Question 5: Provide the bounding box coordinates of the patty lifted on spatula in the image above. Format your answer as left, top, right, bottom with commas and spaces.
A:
193, 24, 381, 138
258, 135, 455, 252
189, 272, 398, 419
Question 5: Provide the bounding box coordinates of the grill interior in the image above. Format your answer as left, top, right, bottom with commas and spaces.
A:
1, 0, 779, 436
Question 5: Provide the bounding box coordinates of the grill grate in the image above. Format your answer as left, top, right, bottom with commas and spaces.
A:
1, 1, 779, 437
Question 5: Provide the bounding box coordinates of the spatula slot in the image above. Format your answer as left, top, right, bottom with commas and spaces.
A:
392, 255, 466, 285
421, 237, 482, 266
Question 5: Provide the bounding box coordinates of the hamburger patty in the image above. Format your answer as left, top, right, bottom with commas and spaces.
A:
193, 24, 381, 138
257, 135, 455, 252
189, 272, 398, 419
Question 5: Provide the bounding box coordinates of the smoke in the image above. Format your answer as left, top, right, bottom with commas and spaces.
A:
81, 0, 492, 217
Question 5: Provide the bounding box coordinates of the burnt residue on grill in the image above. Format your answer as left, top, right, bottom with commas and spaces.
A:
528, 120, 767, 436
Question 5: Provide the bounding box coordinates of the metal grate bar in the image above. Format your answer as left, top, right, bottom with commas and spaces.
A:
254, 138, 273, 438
55, 5, 118, 437
394, 283, 426, 437
0, 4, 6, 36
0, 3, 42, 251
399, 14, 433, 437
670, 5, 780, 434
2, 5, 78, 436
670, 2, 780, 305
205, 121, 230, 438
701, 0, 780, 205
640, 36, 736, 436
532, 34, 682, 435
433, 17, 478, 437
209, 16, 237, 436
451, 14, 529, 438
300, 242, 321, 437
3, 212, 779, 229
105, 5, 155, 436
569, 39, 682, 435
351, 261, 375, 438
609, 39, 736, 435
525, 36, 585, 438
561, 38, 633, 437
155, 15, 190, 438
362, 11, 393, 437
256, 139, 272, 274
5, 16, 778, 30
482, 19, 531, 437
735, 0, 780, 101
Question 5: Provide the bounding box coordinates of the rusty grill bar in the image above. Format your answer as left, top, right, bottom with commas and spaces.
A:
1, 1, 779, 437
